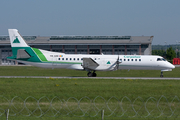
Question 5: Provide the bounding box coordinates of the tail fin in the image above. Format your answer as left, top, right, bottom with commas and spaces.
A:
8, 29, 44, 62
8, 29, 29, 47
8, 29, 37, 61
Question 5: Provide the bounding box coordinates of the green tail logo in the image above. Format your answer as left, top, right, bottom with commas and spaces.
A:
13, 37, 20, 43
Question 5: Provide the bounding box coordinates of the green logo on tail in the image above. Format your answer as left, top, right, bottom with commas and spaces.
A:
13, 37, 20, 43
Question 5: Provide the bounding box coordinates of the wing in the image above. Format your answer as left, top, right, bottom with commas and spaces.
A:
82, 58, 99, 70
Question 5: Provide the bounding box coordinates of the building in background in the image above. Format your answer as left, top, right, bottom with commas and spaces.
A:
0, 35, 153, 65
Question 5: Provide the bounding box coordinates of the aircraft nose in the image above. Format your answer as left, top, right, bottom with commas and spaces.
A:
169, 63, 175, 69
171, 64, 175, 69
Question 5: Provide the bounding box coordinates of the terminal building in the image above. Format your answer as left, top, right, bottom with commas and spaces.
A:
0, 35, 153, 65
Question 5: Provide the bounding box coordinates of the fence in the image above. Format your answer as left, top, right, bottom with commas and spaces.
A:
0, 95, 180, 118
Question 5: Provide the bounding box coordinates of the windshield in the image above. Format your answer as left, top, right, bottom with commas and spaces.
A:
157, 58, 167, 61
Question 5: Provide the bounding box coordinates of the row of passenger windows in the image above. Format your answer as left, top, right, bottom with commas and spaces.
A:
58, 58, 83, 61
57, 57, 101, 61
120, 59, 141, 62
57, 58, 141, 62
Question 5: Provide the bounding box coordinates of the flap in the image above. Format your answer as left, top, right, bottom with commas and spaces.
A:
17, 49, 31, 59
82, 58, 99, 68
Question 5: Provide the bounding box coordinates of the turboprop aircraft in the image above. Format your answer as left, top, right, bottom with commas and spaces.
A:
7, 29, 175, 77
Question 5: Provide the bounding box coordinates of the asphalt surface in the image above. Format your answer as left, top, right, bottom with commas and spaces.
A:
0, 76, 180, 80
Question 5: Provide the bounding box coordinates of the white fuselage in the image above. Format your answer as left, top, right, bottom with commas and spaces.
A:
17, 52, 175, 71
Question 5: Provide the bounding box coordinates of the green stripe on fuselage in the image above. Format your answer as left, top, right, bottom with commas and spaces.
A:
8, 47, 82, 65
32, 48, 48, 62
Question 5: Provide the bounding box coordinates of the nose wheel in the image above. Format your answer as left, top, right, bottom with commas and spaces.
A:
87, 71, 97, 77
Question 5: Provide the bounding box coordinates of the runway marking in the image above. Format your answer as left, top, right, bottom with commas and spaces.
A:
0, 76, 180, 80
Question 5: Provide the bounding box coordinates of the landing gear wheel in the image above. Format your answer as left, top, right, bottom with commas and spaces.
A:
87, 72, 92, 77
87, 71, 97, 77
92, 72, 97, 77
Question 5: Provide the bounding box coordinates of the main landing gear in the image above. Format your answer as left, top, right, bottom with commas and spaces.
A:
87, 71, 97, 77
160, 71, 163, 77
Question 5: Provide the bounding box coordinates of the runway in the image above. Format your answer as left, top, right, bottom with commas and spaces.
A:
0, 76, 180, 80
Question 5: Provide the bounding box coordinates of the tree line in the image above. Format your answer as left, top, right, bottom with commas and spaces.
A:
152, 47, 176, 63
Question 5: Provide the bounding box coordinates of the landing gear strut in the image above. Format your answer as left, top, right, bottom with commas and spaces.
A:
87, 71, 97, 77
160, 71, 163, 77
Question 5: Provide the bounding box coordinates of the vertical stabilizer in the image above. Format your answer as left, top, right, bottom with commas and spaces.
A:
8, 29, 29, 47
7, 29, 40, 61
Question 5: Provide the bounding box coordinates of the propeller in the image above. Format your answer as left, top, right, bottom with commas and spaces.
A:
116, 55, 120, 70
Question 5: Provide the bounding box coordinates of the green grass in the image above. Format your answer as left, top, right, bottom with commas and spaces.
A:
1, 78, 179, 99
1, 78, 180, 119
0, 66, 180, 119
0, 66, 179, 77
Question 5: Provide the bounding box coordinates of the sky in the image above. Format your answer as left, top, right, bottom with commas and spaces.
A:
0, 0, 180, 45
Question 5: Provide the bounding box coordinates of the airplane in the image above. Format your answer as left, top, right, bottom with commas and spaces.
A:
7, 29, 175, 77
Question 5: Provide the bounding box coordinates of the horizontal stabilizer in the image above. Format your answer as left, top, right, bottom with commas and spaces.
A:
17, 49, 31, 59
82, 58, 99, 69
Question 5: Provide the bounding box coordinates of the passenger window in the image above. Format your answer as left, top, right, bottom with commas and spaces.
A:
77, 58, 79, 61
131, 59, 133, 61
139, 59, 141, 61
70, 58, 72, 60
74, 58, 75, 60
62, 58, 64, 60
81, 58, 83, 61
135, 59, 137, 61
95, 58, 96, 60
124, 59, 126, 61
58, 58, 60, 60
128, 59, 130, 61
66, 58, 68, 60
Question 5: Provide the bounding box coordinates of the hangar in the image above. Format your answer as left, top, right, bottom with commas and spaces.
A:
0, 35, 153, 65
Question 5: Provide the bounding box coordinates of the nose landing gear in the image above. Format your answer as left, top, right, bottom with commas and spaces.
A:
160, 71, 163, 77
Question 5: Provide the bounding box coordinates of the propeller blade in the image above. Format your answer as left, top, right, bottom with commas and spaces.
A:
116, 55, 119, 70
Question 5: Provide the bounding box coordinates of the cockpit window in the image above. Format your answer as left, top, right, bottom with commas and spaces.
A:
157, 58, 161, 61
162, 58, 166, 61
157, 58, 166, 61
